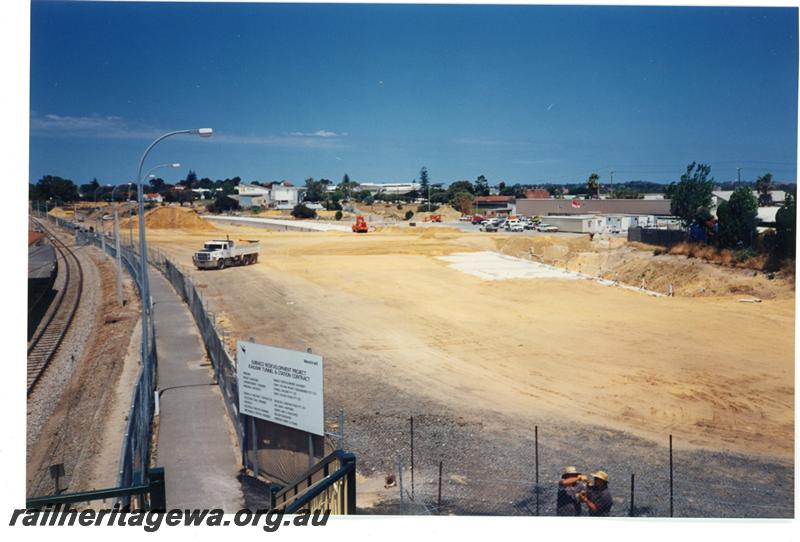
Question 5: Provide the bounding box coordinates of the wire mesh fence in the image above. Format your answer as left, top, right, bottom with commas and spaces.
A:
47, 214, 157, 505
367, 415, 794, 518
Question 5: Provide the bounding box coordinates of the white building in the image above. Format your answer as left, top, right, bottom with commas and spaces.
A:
270, 181, 305, 207
191, 188, 213, 199
236, 182, 305, 208
358, 182, 421, 195
540, 215, 607, 233
712, 189, 786, 207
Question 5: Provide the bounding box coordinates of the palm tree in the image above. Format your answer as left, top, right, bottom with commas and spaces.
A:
755, 173, 774, 206
586, 173, 600, 199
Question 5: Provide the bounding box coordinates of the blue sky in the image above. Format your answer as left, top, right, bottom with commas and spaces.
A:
29, 2, 798, 187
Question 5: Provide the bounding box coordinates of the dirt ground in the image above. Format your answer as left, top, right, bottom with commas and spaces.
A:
145, 223, 794, 462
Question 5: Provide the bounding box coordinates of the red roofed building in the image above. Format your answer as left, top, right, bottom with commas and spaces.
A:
474, 195, 516, 215
525, 189, 551, 199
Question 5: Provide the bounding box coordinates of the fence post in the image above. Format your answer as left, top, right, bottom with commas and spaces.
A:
669, 434, 674, 517
409, 415, 415, 500
147, 467, 166, 512
251, 416, 259, 478
437, 460, 443, 513
629, 473, 635, 517
397, 455, 404, 514
339, 409, 345, 450
535, 424, 540, 516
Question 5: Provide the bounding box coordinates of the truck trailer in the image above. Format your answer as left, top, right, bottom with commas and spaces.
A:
192, 238, 260, 269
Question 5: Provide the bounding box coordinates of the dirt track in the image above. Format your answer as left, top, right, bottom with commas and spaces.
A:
146, 222, 794, 461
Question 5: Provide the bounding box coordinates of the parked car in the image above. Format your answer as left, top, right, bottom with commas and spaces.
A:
505, 219, 525, 232
459, 215, 473, 222
536, 223, 559, 233
480, 222, 498, 232
471, 215, 485, 225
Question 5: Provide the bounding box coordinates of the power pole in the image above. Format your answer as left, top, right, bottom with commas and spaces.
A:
737, 167, 742, 185
610, 170, 615, 197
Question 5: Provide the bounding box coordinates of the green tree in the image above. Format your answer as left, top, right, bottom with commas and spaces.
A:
447, 180, 474, 199
291, 203, 317, 219
586, 173, 600, 199
34, 175, 80, 202
419, 167, 430, 201
338, 173, 358, 201
451, 191, 474, 214
610, 186, 643, 199
755, 173, 774, 206
303, 178, 328, 202
473, 175, 490, 196
184, 170, 198, 188
775, 194, 795, 259
149, 177, 167, 192
207, 194, 239, 213
667, 162, 715, 226
717, 186, 758, 248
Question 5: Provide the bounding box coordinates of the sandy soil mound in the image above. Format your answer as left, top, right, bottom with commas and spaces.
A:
123, 206, 216, 231
355, 203, 462, 222
48, 207, 74, 218
493, 235, 793, 299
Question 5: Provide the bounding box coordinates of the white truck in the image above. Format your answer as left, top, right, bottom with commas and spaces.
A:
192, 238, 260, 269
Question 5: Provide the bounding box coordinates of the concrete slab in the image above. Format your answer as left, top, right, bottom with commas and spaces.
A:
438, 251, 582, 281
438, 251, 666, 297
204, 215, 349, 232
150, 268, 244, 511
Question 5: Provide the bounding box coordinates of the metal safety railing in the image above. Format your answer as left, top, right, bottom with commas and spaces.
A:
273, 450, 357, 514
26, 468, 166, 512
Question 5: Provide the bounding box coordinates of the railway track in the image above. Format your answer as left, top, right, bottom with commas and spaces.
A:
27, 217, 84, 395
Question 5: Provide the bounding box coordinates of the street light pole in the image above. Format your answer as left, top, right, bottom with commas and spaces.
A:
134, 129, 210, 480
111, 183, 133, 307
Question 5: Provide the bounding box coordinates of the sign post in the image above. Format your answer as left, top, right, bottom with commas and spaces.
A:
237, 341, 324, 471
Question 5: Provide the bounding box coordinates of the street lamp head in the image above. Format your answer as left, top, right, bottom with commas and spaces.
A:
192, 128, 213, 138
171, 163, 181, 168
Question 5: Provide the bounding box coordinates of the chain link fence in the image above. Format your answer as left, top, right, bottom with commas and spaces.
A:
365, 415, 793, 518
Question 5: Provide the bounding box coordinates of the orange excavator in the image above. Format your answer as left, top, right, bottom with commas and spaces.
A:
352, 215, 369, 233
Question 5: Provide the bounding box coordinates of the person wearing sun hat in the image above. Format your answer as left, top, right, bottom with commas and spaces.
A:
557, 465, 587, 516
579, 470, 613, 516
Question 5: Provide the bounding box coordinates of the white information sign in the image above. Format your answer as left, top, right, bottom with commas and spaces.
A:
236, 341, 324, 436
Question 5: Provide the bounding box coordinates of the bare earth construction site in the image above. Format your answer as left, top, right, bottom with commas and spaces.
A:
139, 210, 793, 516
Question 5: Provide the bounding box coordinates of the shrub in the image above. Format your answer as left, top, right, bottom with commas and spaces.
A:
207, 194, 239, 214
335, 210, 343, 221
404, 210, 414, 220
417, 203, 439, 213
734, 248, 758, 263
291, 203, 317, 219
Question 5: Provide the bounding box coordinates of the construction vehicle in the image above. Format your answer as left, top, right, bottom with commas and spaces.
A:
352, 215, 369, 233
192, 237, 260, 269
428, 214, 442, 222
